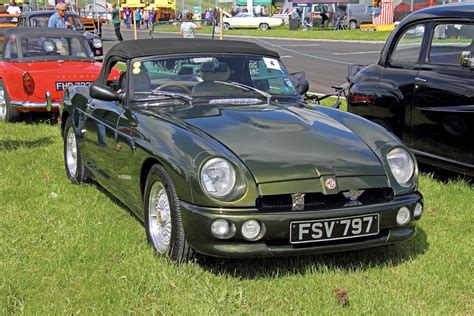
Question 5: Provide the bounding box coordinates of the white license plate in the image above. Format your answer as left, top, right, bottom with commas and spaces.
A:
290, 214, 379, 244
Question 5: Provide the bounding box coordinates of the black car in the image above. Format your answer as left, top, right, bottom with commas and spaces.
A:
348, 3, 473, 176
17, 11, 103, 60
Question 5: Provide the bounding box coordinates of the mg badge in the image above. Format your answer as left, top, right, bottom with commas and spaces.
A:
325, 178, 337, 190
291, 193, 305, 211
343, 190, 365, 201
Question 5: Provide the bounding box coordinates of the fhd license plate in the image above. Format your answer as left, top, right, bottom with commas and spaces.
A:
55, 81, 93, 91
290, 214, 379, 244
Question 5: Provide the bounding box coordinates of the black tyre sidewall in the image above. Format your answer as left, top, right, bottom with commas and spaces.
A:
63, 117, 86, 184
144, 164, 194, 263
0, 80, 20, 122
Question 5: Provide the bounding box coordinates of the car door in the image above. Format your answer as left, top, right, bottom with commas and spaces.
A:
81, 59, 125, 192
376, 22, 426, 137
411, 21, 474, 168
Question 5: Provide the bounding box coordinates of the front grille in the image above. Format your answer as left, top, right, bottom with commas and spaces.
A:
256, 188, 393, 212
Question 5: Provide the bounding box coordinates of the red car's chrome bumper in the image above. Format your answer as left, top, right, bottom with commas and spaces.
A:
10, 100, 60, 110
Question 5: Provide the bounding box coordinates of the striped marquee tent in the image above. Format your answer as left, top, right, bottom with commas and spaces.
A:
373, 0, 394, 25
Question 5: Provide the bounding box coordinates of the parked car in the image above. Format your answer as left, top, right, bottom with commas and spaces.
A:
345, 4, 373, 29
60, 38, 423, 262
223, 11, 284, 30
0, 28, 116, 122
17, 11, 103, 60
348, 3, 474, 176
0, 13, 18, 28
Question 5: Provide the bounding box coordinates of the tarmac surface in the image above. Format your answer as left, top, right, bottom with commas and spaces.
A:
101, 26, 385, 94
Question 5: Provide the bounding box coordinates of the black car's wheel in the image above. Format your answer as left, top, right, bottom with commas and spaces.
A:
259, 23, 270, 31
144, 164, 195, 263
223, 22, 230, 30
0, 80, 20, 122
63, 117, 88, 184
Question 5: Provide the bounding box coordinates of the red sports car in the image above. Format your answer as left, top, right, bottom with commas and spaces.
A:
0, 28, 118, 122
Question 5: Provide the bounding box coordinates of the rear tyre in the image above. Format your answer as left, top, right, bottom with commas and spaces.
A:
63, 116, 88, 184
259, 23, 269, 30
349, 20, 357, 30
144, 164, 195, 263
0, 80, 20, 122
223, 22, 230, 30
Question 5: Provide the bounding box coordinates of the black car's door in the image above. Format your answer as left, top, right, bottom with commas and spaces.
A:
411, 22, 474, 168
377, 22, 426, 138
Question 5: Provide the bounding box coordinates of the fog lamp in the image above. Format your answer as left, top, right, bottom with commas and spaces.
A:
414, 203, 423, 219
396, 206, 411, 226
241, 220, 261, 240
211, 219, 235, 239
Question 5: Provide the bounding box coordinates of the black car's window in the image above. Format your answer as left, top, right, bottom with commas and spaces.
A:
30, 15, 83, 29
20, 37, 91, 58
429, 23, 474, 67
4, 36, 18, 59
130, 55, 297, 99
390, 24, 425, 65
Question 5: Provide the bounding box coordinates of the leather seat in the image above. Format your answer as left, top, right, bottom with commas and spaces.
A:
133, 68, 152, 92
192, 62, 242, 96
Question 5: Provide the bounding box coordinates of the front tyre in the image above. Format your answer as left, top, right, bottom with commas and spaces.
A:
223, 22, 230, 30
64, 117, 88, 184
259, 23, 269, 30
144, 165, 195, 263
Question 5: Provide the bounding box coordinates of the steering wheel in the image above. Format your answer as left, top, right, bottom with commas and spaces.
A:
155, 82, 191, 94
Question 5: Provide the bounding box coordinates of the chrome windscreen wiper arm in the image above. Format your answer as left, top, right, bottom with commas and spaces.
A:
215, 81, 271, 105
150, 88, 193, 104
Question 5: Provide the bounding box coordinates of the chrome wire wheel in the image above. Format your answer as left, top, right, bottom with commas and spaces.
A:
148, 181, 172, 254
0, 85, 6, 121
66, 127, 78, 177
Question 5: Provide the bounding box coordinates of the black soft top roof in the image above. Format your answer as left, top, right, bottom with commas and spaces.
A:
20, 10, 79, 18
105, 38, 280, 60
0, 27, 83, 38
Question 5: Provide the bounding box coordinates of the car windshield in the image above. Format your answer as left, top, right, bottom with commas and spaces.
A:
3, 36, 93, 60
30, 15, 84, 29
130, 55, 298, 100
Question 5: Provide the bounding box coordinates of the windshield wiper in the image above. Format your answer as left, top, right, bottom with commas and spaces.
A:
214, 81, 271, 105
135, 88, 193, 104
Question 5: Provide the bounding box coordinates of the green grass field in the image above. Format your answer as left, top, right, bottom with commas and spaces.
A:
1, 118, 472, 314
150, 24, 392, 41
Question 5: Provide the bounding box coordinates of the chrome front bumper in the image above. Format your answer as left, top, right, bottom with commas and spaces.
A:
10, 100, 60, 109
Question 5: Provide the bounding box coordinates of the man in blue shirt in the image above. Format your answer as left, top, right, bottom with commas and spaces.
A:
48, 3, 68, 28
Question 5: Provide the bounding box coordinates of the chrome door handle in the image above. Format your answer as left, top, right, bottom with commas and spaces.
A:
415, 77, 427, 83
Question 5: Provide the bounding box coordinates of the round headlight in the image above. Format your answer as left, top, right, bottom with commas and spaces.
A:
92, 37, 102, 48
387, 147, 414, 185
200, 158, 236, 198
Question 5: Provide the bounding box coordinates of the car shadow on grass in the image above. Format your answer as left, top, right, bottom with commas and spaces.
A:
419, 163, 473, 185
0, 137, 54, 152
198, 228, 428, 279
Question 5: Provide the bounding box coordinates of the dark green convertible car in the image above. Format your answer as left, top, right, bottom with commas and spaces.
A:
60, 39, 424, 262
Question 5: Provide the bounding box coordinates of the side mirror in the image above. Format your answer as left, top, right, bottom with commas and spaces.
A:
460, 51, 472, 68
90, 84, 123, 102
290, 71, 310, 95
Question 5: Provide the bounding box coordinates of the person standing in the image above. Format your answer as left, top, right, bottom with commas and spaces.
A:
148, 10, 155, 29
48, 3, 68, 28
6, 0, 21, 14
124, 6, 131, 29
143, 10, 149, 30
180, 12, 201, 38
22, 2, 32, 13
111, 3, 123, 41
135, 8, 141, 29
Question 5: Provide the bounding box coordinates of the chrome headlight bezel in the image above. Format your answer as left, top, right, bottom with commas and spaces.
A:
200, 157, 237, 199
386, 147, 415, 186
92, 37, 102, 49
